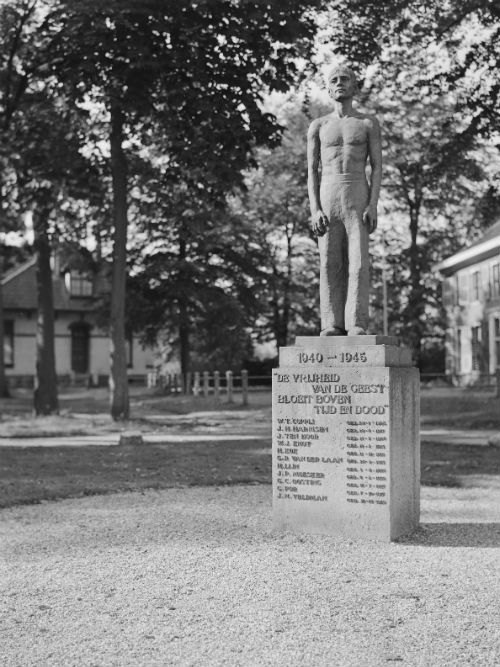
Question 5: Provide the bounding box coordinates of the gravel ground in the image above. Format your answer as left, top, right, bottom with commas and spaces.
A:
1, 484, 500, 667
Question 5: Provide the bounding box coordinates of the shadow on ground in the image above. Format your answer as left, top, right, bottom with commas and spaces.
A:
397, 522, 500, 548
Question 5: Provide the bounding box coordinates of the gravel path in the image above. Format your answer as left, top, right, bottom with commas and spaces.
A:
1, 484, 500, 666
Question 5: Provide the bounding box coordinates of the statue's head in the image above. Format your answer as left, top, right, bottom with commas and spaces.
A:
326, 64, 358, 101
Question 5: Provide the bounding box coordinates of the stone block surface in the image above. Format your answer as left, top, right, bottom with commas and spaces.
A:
272, 337, 420, 541
119, 432, 144, 446
295, 335, 399, 347
279, 344, 412, 368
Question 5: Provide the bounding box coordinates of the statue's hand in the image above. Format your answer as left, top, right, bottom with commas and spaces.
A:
310, 210, 329, 237
362, 204, 378, 234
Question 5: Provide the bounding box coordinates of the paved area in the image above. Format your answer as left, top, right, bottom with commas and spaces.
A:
420, 428, 499, 446
0, 433, 270, 447
0, 427, 498, 447
1, 484, 500, 666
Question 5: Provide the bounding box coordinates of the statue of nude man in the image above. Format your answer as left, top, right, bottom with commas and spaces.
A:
307, 64, 382, 336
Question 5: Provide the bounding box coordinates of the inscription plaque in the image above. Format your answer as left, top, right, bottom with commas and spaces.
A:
272, 338, 420, 541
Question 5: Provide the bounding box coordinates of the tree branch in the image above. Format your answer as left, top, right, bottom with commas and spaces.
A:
2, 1, 38, 130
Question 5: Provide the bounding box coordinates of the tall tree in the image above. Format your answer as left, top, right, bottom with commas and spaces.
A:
7, 84, 100, 414
316, 0, 499, 357
370, 70, 487, 356
230, 101, 321, 348
45, 0, 321, 418
32, 206, 58, 414
124, 178, 259, 375
0, 0, 42, 397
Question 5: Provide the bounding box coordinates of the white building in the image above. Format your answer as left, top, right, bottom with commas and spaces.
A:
2, 256, 154, 386
437, 220, 500, 385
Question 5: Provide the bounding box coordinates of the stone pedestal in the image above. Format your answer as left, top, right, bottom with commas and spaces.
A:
272, 336, 420, 542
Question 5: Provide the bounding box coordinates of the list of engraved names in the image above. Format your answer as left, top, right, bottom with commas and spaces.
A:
274, 370, 389, 505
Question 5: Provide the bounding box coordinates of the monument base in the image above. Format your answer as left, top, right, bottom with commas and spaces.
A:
272, 336, 420, 542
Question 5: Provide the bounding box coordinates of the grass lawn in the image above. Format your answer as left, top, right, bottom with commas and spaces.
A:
0, 385, 499, 509
1, 439, 499, 509
420, 387, 500, 429
0, 439, 270, 509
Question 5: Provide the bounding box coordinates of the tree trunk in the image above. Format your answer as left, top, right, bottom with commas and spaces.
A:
33, 208, 58, 415
270, 263, 286, 348
179, 298, 190, 378
109, 99, 129, 420
280, 227, 294, 347
178, 237, 190, 378
0, 282, 10, 398
275, 299, 288, 349
0, 245, 10, 397
407, 206, 423, 361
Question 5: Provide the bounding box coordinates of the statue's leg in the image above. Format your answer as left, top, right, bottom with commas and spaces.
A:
343, 181, 370, 334
318, 184, 347, 334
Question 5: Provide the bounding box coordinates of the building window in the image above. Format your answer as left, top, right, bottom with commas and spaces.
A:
495, 318, 500, 371
4, 320, 14, 367
458, 272, 469, 305
490, 263, 500, 299
65, 270, 93, 297
70, 323, 90, 373
442, 278, 456, 307
125, 332, 133, 368
471, 270, 481, 301
471, 326, 482, 371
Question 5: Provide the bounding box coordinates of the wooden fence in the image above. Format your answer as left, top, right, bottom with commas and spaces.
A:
147, 370, 257, 404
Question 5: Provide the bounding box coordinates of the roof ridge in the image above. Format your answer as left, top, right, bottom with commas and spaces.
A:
465, 219, 500, 250
1, 257, 37, 285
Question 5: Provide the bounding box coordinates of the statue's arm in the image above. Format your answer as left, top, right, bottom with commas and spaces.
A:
307, 119, 328, 237
364, 115, 382, 233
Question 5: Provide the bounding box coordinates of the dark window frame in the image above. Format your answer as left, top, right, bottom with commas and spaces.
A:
4, 319, 14, 368
68, 270, 93, 297
456, 328, 462, 374
471, 270, 481, 301
458, 272, 469, 305
70, 322, 90, 374
491, 263, 500, 299
471, 325, 482, 372
125, 332, 133, 368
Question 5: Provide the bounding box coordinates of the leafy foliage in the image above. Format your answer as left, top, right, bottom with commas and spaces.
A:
324, 0, 500, 140
317, 0, 500, 359
124, 185, 259, 371
47, 0, 322, 196
43, 0, 323, 391
229, 102, 321, 348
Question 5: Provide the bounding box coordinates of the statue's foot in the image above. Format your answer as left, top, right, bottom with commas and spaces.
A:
320, 326, 347, 336
348, 326, 367, 335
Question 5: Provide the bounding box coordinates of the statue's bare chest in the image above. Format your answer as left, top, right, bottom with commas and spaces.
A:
320, 117, 367, 148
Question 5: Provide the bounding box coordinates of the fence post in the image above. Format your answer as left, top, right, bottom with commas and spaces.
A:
203, 371, 210, 398
193, 371, 201, 396
214, 371, 220, 399
226, 370, 233, 403
241, 369, 248, 406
